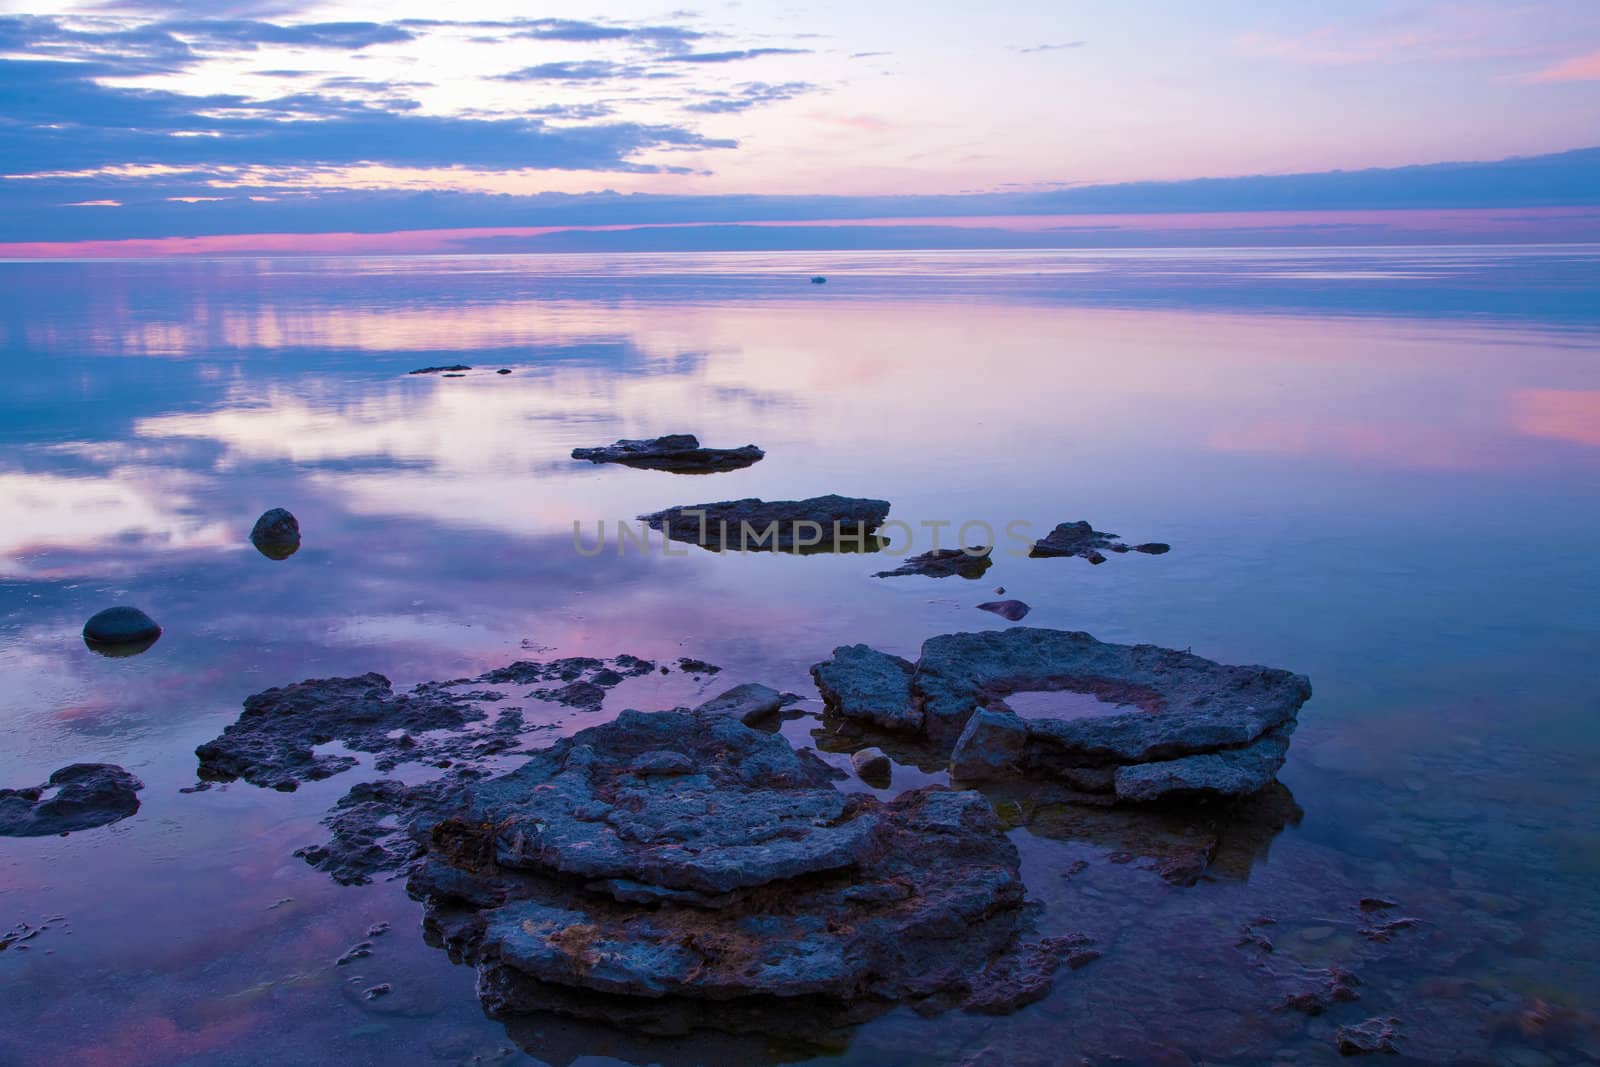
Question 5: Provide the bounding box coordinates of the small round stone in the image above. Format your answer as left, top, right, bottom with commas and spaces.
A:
250, 508, 300, 546
82, 606, 162, 654
250, 508, 301, 559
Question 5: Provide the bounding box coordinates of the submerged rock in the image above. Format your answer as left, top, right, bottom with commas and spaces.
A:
874, 547, 993, 580
977, 598, 1031, 621
572, 434, 765, 474
408, 364, 471, 375
249, 507, 301, 559
320, 710, 1050, 1033
82, 606, 161, 656
1337, 1016, 1401, 1056
640, 495, 891, 553
0, 764, 143, 836
811, 644, 921, 732
1027, 521, 1171, 564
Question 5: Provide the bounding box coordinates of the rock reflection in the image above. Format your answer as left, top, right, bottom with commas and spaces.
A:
495, 995, 866, 1067
991, 777, 1303, 886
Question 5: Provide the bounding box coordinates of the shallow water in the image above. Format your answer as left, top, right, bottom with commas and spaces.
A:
2, 247, 1598, 1066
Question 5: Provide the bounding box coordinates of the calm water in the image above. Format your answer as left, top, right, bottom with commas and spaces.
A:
1, 248, 1598, 1066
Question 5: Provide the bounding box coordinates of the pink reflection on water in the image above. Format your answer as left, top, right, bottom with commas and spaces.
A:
3, 206, 1598, 258
1511, 389, 1600, 448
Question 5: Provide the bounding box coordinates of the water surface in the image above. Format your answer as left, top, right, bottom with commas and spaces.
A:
2, 248, 1598, 1066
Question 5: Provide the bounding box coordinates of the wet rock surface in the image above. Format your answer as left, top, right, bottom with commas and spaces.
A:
1027, 521, 1170, 563
874, 546, 993, 579
811, 644, 921, 732
304, 710, 1063, 1035
640, 495, 891, 552
0, 764, 143, 836
572, 434, 765, 473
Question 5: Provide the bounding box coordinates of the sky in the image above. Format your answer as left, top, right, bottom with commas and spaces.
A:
2, 0, 1599, 253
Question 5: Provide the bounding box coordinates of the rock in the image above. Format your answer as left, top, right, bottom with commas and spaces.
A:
640, 495, 891, 553
977, 599, 1030, 622
628, 750, 697, 776
572, 435, 765, 474
81, 606, 161, 655
811, 644, 921, 731
408, 364, 471, 374
375, 710, 1039, 1032
994, 586, 1005, 595
496, 368, 511, 375
531, 680, 607, 711
296, 777, 459, 886
912, 628, 1311, 803
0, 764, 143, 836
249, 507, 301, 559
694, 683, 785, 725
336, 942, 373, 965
1028, 521, 1171, 563
193, 652, 656, 793
1276, 966, 1361, 1014
850, 747, 891, 787
811, 275, 827, 284
949, 708, 1028, 781
1111, 728, 1294, 802
1337, 1016, 1400, 1055
874, 547, 993, 580
674, 657, 721, 676
195, 673, 486, 791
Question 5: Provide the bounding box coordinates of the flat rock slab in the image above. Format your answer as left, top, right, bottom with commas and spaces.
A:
1112, 728, 1294, 802
0, 764, 143, 836
572, 435, 764, 474
820, 627, 1311, 801
811, 644, 921, 732
445, 710, 877, 896
874, 547, 993, 579
640, 495, 891, 552
1028, 521, 1170, 564
401, 711, 1033, 1018
915, 627, 1310, 762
